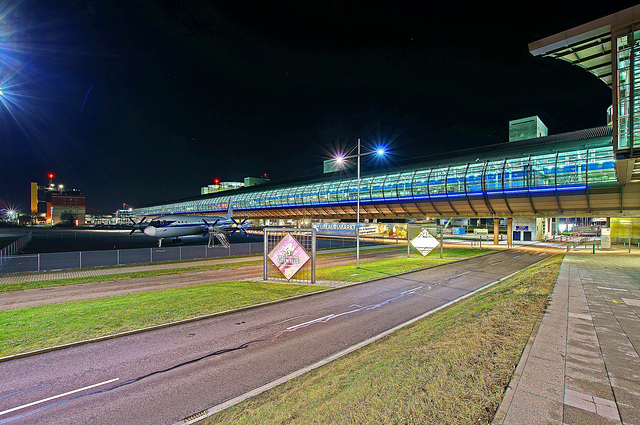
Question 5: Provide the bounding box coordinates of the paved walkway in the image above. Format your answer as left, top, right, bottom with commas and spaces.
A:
494, 252, 640, 424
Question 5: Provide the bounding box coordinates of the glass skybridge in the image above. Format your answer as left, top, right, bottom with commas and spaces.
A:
134, 126, 619, 218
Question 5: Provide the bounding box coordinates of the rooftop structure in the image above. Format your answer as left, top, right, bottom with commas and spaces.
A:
201, 181, 244, 195
509, 116, 548, 142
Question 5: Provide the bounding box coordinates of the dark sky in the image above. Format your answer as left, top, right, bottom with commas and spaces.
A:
0, 1, 635, 213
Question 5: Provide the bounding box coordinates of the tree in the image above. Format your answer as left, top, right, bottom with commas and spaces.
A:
60, 211, 76, 225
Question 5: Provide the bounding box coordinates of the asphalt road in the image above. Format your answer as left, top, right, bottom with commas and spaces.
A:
0, 249, 547, 425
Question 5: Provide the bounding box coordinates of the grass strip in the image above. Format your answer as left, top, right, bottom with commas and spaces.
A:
1, 247, 491, 292
316, 248, 494, 282
317, 257, 451, 282
0, 260, 263, 292
0, 281, 327, 358
200, 254, 563, 425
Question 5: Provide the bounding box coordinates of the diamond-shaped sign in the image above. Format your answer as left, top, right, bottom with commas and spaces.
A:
268, 233, 311, 280
411, 228, 440, 256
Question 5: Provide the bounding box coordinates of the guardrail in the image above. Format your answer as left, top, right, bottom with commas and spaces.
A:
0, 232, 32, 268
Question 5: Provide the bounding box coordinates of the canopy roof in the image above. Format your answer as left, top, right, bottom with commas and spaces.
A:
529, 5, 640, 87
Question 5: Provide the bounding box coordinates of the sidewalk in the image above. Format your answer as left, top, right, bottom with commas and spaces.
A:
494, 252, 640, 424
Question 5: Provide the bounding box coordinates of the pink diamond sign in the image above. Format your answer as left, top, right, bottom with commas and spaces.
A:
268, 233, 310, 280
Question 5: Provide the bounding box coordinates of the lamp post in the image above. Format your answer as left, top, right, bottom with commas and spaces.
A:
357, 138, 361, 268
332, 139, 386, 268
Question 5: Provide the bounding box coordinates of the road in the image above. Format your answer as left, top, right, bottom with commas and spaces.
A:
0, 249, 547, 425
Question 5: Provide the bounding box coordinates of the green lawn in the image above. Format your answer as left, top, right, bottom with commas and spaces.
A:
0, 247, 491, 292
0, 281, 327, 358
0, 260, 263, 292
201, 255, 562, 425
317, 248, 494, 282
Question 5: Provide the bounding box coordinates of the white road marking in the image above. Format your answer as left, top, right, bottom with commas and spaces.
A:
401, 286, 424, 294
283, 287, 424, 334
456, 271, 471, 277
274, 315, 310, 325
490, 261, 502, 266
286, 314, 337, 330
513, 255, 520, 259
0, 378, 119, 417
622, 298, 640, 307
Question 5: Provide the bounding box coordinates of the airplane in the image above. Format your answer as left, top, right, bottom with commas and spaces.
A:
129, 202, 249, 248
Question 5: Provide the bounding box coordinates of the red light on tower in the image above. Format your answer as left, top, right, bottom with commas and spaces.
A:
48, 173, 54, 185
214, 178, 220, 184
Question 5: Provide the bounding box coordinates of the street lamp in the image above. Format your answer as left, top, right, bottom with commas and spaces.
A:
331, 138, 387, 268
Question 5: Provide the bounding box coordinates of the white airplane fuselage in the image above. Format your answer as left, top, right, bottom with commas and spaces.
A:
142, 215, 235, 239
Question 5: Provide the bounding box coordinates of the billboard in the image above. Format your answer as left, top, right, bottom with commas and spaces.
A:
313, 223, 406, 238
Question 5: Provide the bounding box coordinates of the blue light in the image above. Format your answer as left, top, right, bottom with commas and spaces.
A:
556, 185, 587, 192
528, 187, 556, 193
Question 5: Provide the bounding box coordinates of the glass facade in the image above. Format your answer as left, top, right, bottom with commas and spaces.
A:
616, 30, 640, 150
135, 146, 618, 216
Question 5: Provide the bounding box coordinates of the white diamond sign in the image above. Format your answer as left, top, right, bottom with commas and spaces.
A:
411, 229, 439, 256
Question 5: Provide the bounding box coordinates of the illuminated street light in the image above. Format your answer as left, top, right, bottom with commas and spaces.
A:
330, 139, 387, 268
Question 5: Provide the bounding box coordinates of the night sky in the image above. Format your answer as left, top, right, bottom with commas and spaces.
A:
0, 1, 636, 213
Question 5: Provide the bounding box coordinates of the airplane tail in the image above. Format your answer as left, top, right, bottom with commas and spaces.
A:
224, 200, 233, 218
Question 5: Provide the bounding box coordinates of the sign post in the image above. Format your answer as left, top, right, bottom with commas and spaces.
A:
263, 227, 316, 284
408, 225, 442, 257
601, 227, 611, 250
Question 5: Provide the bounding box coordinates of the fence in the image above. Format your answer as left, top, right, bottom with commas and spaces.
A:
0, 236, 368, 275
0, 232, 32, 268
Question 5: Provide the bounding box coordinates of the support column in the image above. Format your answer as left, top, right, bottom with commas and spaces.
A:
494, 219, 500, 245
507, 218, 513, 248
545, 217, 551, 239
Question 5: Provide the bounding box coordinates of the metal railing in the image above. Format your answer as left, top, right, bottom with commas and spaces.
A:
0, 232, 32, 268
0, 242, 262, 274
0, 237, 370, 275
